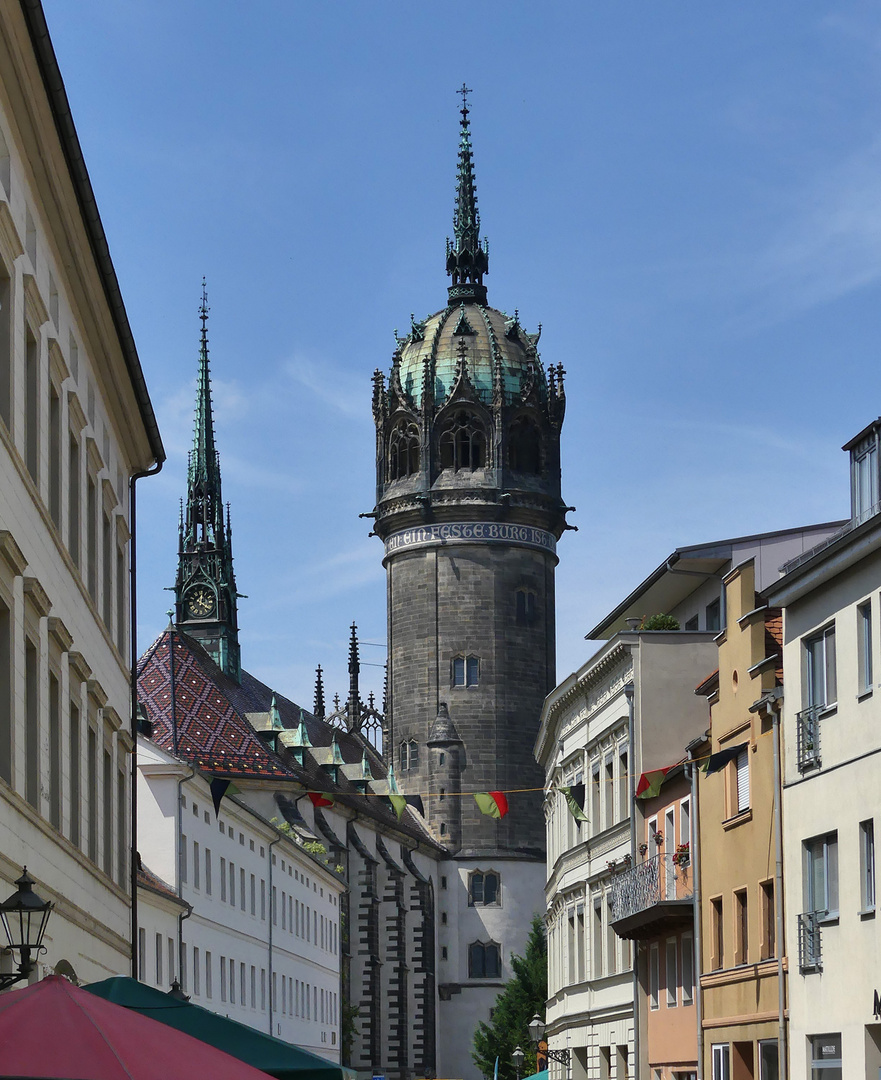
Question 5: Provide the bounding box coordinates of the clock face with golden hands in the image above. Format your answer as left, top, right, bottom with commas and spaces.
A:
186, 585, 216, 619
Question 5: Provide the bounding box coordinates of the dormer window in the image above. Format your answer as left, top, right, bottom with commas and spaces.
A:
853, 433, 880, 523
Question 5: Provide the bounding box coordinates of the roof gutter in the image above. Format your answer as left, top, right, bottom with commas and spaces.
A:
18, 0, 165, 467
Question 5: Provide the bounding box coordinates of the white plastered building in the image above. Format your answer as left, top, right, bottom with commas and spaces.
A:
0, 0, 163, 987
137, 738, 345, 1061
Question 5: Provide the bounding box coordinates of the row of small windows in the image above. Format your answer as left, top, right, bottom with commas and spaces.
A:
180, 836, 337, 953
140, 932, 337, 1028
386, 413, 543, 480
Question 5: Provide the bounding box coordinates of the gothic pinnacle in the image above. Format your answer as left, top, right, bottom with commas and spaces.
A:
446, 85, 489, 305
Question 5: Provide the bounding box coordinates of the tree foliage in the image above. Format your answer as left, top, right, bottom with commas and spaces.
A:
472, 916, 548, 1080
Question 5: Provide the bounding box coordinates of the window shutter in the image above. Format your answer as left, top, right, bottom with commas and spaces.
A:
736, 748, 749, 813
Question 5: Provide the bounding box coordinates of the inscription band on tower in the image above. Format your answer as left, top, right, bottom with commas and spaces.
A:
384, 521, 557, 557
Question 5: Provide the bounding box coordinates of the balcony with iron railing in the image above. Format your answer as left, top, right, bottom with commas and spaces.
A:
798, 911, 822, 973
796, 704, 822, 773
609, 852, 694, 940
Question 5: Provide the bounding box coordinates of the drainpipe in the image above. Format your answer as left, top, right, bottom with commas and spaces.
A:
267, 833, 281, 1036
624, 681, 639, 1080
176, 765, 195, 986
129, 462, 163, 979
771, 706, 787, 1079
686, 750, 704, 1080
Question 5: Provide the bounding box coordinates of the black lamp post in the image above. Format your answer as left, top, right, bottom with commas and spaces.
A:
529, 1014, 571, 1077
512, 1045, 525, 1080
0, 868, 53, 991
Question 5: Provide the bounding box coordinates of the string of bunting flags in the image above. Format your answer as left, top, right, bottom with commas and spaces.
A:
206, 743, 748, 822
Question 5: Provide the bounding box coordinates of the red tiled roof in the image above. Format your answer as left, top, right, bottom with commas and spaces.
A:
138, 631, 294, 780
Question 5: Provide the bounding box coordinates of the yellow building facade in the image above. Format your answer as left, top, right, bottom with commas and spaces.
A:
696, 560, 786, 1080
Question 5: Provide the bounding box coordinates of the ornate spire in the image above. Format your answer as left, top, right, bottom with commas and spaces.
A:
347, 623, 362, 732
446, 85, 489, 305
313, 665, 326, 720
173, 280, 240, 681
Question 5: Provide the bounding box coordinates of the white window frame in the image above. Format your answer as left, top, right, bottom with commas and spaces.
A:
711, 1043, 730, 1080
860, 819, 875, 912
665, 937, 677, 1007
735, 748, 749, 814
859, 600, 873, 695
805, 624, 837, 711
805, 832, 839, 919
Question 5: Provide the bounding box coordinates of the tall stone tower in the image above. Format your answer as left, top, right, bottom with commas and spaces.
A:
371, 90, 569, 1073
173, 284, 241, 681
372, 90, 568, 855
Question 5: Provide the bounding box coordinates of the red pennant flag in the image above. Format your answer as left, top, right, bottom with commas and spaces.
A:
307, 791, 335, 808
474, 791, 509, 819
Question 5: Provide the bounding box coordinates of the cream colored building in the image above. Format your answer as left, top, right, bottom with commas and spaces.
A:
766, 418, 881, 1080
0, 1, 163, 985
537, 528, 842, 1080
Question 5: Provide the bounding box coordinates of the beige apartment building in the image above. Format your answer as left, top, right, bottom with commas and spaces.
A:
694, 560, 786, 1080
766, 417, 881, 1080
0, 1, 163, 983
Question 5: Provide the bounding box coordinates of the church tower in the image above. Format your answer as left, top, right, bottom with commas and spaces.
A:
372, 90, 569, 858
173, 284, 241, 681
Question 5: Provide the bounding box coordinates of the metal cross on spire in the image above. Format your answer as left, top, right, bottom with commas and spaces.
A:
458, 83, 472, 109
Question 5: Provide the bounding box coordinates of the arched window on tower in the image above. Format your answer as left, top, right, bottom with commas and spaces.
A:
389, 422, 420, 480
469, 870, 501, 906
508, 416, 542, 474
468, 940, 501, 979
439, 412, 486, 471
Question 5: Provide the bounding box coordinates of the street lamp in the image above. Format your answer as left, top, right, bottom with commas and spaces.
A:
529, 1013, 571, 1077
0, 868, 53, 991
512, 1045, 525, 1080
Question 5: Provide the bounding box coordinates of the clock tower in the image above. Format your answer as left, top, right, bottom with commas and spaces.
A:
173, 284, 241, 681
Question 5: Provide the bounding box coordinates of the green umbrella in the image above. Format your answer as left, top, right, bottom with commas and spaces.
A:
84, 976, 344, 1080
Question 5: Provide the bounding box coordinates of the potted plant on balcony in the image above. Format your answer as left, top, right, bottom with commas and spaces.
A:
672, 841, 690, 867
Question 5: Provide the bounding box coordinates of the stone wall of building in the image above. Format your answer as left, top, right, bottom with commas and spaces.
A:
387, 541, 555, 855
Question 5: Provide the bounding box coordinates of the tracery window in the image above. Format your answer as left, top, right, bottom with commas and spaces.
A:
439, 412, 486, 471
469, 870, 500, 906
389, 422, 420, 480
468, 940, 501, 979
508, 416, 541, 474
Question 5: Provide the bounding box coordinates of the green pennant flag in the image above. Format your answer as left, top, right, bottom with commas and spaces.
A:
474, 791, 509, 819
636, 767, 671, 800
560, 783, 588, 823
389, 793, 425, 820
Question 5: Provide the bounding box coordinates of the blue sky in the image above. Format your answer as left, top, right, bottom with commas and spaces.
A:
42, 0, 881, 707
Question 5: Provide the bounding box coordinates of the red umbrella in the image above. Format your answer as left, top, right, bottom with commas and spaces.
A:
0, 975, 273, 1080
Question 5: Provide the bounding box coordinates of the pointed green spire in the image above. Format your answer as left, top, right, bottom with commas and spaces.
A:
446, 85, 489, 305
173, 280, 241, 681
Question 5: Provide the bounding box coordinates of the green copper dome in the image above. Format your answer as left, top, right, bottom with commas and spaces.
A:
396, 303, 543, 408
